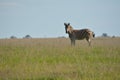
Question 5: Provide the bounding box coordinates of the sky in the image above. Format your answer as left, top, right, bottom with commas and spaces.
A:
0, 0, 120, 38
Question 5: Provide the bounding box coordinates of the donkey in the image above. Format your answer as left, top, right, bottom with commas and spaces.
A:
64, 23, 95, 46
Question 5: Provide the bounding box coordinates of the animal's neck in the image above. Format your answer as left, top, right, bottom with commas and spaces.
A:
67, 26, 74, 34
68, 31, 74, 38
70, 26, 73, 30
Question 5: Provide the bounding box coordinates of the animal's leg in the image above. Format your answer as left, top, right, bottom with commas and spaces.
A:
71, 39, 75, 46
86, 38, 91, 46
88, 39, 91, 46
73, 40, 75, 46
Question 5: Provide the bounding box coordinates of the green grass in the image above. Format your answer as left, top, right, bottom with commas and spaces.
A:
0, 38, 120, 80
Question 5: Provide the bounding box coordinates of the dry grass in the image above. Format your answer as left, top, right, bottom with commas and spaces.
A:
0, 37, 120, 80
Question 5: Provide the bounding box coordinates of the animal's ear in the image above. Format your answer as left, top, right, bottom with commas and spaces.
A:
64, 23, 66, 26
68, 23, 70, 25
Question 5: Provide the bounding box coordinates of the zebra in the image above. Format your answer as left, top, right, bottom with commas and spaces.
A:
64, 23, 95, 46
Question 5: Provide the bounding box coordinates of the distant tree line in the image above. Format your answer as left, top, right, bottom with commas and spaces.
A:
10, 33, 118, 39
10, 36, 17, 39
10, 35, 32, 39
102, 33, 116, 38
102, 33, 108, 37
23, 35, 32, 39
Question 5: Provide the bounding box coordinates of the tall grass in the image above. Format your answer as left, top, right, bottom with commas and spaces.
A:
0, 38, 120, 80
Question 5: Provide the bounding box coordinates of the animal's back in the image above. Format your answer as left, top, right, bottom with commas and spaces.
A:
73, 29, 90, 40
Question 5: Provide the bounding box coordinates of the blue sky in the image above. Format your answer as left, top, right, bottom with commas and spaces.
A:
0, 0, 120, 38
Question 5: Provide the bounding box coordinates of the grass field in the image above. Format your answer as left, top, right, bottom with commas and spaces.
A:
0, 37, 120, 80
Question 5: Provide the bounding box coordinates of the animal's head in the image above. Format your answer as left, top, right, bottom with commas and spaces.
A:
64, 23, 70, 33
64, 23, 73, 34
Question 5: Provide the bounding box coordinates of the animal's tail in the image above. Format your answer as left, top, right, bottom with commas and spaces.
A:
92, 32, 95, 38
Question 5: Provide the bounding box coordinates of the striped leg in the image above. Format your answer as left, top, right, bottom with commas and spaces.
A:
71, 39, 75, 46
86, 38, 91, 46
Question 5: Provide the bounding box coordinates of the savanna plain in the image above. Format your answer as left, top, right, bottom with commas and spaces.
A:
0, 37, 120, 80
